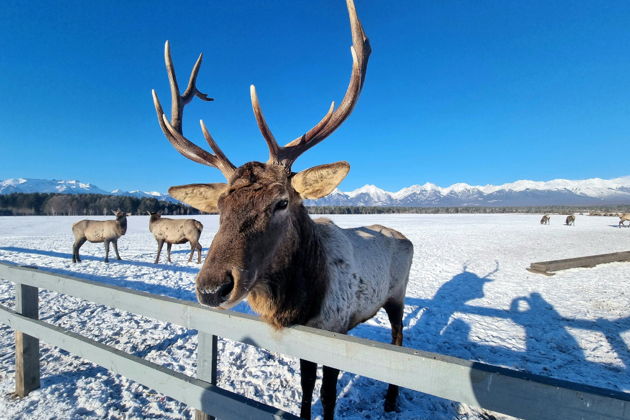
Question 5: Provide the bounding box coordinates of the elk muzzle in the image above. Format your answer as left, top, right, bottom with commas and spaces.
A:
196, 266, 252, 309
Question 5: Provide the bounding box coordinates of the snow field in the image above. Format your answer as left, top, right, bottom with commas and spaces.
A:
0, 213, 629, 419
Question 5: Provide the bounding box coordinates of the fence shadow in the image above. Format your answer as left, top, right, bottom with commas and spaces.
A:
0, 260, 196, 302
0, 246, 200, 274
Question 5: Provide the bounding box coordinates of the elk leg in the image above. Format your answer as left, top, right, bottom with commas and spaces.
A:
112, 240, 121, 260
321, 366, 340, 420
104, 241, 110, 263
383, 300, 404, 412
300, 359, 317, 420
187, 242, 194, 262
155, 240, 164, 264
190, 240, 202, 263
72, 238, 86, 263
167, 242, 172, 263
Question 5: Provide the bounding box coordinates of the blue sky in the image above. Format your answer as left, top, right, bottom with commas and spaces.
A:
1, 0, 630, 193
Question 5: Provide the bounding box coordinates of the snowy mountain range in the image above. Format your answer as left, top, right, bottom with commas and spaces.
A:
2, 176, 630, 207
305, 176, 630, 207
0, 178, 174, 202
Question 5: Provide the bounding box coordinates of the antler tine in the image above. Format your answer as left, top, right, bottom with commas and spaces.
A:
161, 115, 235, 178
153, 41, 235, 180
182, 52, 214, 104
152, 90, 213, 167
284, 101, 335, 149
265, 0, 371, 170
200, 120, 236, 178
250, 85, 280, 163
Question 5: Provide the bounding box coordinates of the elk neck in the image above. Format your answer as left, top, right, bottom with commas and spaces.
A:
247, 205, 329, 329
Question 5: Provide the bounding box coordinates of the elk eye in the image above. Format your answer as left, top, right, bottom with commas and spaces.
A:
274, 199, 289, 212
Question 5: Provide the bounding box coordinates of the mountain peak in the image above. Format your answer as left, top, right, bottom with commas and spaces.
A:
312, 175, 630, 207
3, 176, 630, 207
0, 178, 173, 202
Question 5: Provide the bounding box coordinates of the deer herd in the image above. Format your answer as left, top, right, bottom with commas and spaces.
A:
63, 0, 627, 418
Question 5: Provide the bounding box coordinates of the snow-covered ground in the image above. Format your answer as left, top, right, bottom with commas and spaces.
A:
1, 213, 629, 419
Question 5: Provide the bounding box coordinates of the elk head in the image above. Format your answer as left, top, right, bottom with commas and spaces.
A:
152, 0, 370, 309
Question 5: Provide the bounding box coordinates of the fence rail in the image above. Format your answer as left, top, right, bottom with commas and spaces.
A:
1, 262, 629, 419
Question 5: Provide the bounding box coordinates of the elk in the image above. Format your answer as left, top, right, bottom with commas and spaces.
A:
565, 215, 576, 226
148, 212, 203, 263
619, 213, 630, 228
540, 214, 550, 225
72, 210, 128, 263
151, 1, 413, 418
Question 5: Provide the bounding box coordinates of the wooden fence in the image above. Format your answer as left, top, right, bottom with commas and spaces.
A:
1, 262, 629, 419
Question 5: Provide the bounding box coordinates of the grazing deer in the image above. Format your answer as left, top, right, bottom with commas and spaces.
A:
619, 213, 630, 228
151, 1, 413, 418
540, 214, 550, 225
72, 210, 128, 263
148, 212, 203, 263
565, 215, 576, 226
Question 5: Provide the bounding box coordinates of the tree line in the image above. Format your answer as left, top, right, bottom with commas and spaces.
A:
0, 193, 200, 216
1, 193, 628, 216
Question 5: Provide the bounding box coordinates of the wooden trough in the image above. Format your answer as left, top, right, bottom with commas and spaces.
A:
527, 251, 630, 276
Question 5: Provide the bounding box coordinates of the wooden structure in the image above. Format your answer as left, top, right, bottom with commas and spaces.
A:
528, 251, 630, 276
1, 262, 630, 419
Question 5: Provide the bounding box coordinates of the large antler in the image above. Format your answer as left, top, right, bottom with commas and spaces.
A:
152, 41, 236, 179
251, 0, 371, 170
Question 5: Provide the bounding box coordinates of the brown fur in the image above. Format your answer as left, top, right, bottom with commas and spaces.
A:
148, 213, 203, 264
193, 162, 412, 418
72, 211, 127, 263
198, 163, 328, 327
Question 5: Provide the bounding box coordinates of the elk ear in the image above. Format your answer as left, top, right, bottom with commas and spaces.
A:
168, 183, 228, 213
291, 161, 350, 200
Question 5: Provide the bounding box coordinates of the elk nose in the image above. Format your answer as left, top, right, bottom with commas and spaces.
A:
196, 269, 236, 307
217, 270, 235, 300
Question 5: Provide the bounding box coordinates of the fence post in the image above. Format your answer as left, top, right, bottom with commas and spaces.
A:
15, 283, 40, 397
194, 332, 218, 420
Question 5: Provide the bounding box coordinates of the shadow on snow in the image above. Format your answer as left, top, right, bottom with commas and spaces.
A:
2, 246, 629, 418
337, 264, 630, 419
0, 246, 202, 274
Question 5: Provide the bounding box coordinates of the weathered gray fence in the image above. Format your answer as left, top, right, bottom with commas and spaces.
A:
1, 262, 629, 419
528, 251, 630, 276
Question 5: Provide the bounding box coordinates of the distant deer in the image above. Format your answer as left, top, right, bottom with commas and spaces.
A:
565, 215, 576, 226
540, 214, 550, 225
72, 210, 128, 263
619, 213, 630, 228
148, 212, 203, 263
151, 0, 413, 418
